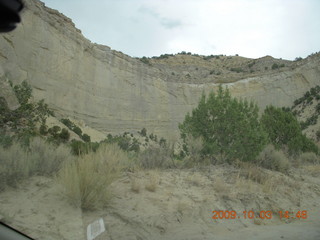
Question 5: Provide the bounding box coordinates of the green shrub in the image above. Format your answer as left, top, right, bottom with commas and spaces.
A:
0, 97, 10, 127
129, 138, 140, 152
248, 62, 255, 68
230, 67, 243, 73
261, 106, 318, 155
261, 106, 301, 148
48, 125, 61, 137
300, 115, 318, 129
271, 63, 279, 70
104, 134, 140, 152
59, 128, 70, 142
60, 118, 86, 140
316, 130, 320, 141
293, 86, 320, 107
140, 127, 147, 137
149, 133, 154, 140
140, 57, 151, 66
179, 85, 268, 163
159, 137, 166, 147
285, 133, 318, 156
255, 145, 290, 173
293, 134, 318, 154
60, 118, 73, 129
1, 81, 52, 137
13, 80, 32, 105
73, 126, 82, 136
70, 140, 99, 155
0, 131, 13, 148
39, 124, 47, 135
203, 55, 220, 60
81, 133, 91, 142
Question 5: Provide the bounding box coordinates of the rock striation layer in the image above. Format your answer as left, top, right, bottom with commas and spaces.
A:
0, 0, 319, 140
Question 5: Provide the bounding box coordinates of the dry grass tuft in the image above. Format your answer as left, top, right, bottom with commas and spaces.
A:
238, 162, 267, 184
28, 137, 72, 176
213, 176, 229, 197
235, 177, 258, 193
131, 178, 141, 193
182, 135, 205, 167
256, 145, 290, 173
185, 173, 202, 187
0, 142, 30, 190
303, 165, 320, 177
261, 177, 280, 194
299, 152, 320, 164
145, 172, 159, 192
0, 137, 71, 191
139, 146, 173, 169
58, 143, 127, 210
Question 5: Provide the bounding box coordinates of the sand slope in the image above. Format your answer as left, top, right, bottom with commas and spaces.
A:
0, 165, 319, 240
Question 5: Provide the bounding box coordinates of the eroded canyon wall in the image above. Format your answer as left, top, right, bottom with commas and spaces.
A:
0, 0, 319, 140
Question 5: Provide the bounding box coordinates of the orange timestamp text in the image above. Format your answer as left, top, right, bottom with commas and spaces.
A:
211, 210, 308, 220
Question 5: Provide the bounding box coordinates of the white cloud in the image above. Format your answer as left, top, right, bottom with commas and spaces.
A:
41, 0, 320, 59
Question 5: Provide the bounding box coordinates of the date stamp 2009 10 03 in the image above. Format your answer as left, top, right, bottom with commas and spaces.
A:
211, 210, 308, 220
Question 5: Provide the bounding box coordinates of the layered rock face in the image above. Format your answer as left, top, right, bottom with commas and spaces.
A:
0, 0, 319, 140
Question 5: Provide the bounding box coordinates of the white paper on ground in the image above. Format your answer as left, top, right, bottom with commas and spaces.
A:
87, 218, 106, 240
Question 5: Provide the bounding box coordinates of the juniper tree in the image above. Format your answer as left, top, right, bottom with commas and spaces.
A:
179, 85, 268, 163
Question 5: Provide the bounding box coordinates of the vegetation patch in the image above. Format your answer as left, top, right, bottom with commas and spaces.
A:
0, 137, 71, 191
60, 118, 90, 142
0, 81, 53, 144
271, 63, 285, 70
179, 85, 268, 163
261, 105, 318, 155
104, 133, 140, 153
138, 145, 173, 169
230, 67, 244, 73
58, 143, 127, 210
255, 145, 290, 173
140, 56, 152, 66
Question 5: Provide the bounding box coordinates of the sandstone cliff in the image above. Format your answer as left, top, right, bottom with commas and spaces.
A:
0, 0, 319, 140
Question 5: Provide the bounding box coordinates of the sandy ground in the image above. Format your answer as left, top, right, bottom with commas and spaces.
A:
0, 165, 320, 240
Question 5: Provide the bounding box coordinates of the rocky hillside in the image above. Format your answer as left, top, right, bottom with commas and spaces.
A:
0, 0, 319, 140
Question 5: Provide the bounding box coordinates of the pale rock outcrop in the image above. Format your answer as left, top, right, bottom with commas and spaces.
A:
0, 0, 319, 140
0, 66, 20, 110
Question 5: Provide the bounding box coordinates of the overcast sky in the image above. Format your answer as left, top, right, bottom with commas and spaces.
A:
41, 0, 320, 60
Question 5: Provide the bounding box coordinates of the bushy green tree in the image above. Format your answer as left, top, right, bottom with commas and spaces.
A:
81, 133, 91, 143
261, 106, 300, 148
140, 127, 147, 137
59, 128, 70, 142
1, 81, 52, 142
70, 140, 99, 155
261, 106, 318, 155
104, 134, 140, 152
179, 85, 268, 163
13, 80, 32, 105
